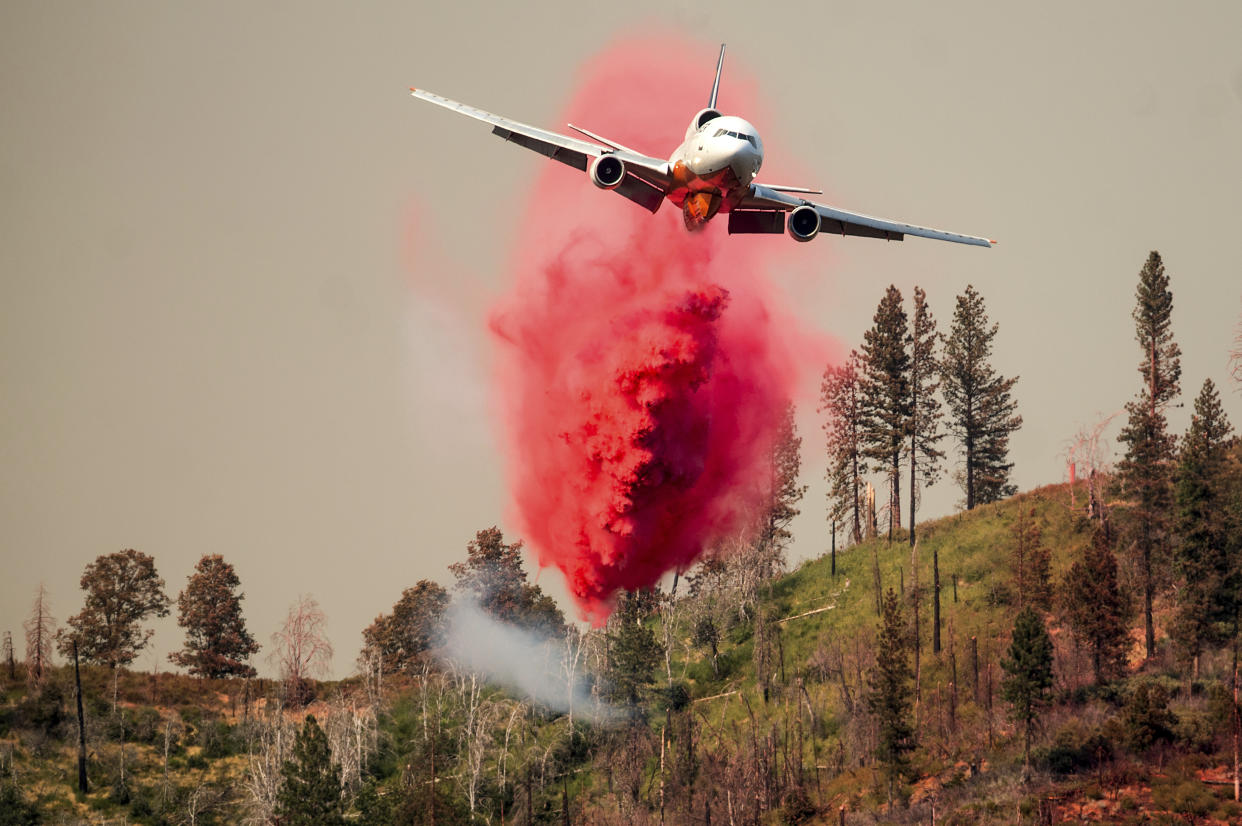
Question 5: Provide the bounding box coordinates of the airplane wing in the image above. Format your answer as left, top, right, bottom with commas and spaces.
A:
410, 88, 672, 212
738, 182, 994, 247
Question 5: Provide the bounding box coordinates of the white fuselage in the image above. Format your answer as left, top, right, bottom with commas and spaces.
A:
667, 114, 765, 229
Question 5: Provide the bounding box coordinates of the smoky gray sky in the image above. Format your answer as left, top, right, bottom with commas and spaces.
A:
3, 2, 1240, 678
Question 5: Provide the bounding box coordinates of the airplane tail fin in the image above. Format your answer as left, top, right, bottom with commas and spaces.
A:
708, 44, 725, 109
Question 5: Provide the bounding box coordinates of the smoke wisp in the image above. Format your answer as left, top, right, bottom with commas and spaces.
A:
440, 599, 601, 718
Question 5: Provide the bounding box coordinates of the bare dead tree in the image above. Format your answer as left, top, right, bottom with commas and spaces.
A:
561, 625, 587, 728
1064, 411, 1122, 521
458, 671, 496, 818
241, 699, 295, 825
23, 584, 56, 690
268, 594, 333, 707
323, 696, 379, 800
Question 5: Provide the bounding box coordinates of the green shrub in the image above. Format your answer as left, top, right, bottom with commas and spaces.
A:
0, 782, 41, 825
199, 720, 238, 759
657, 682, 691, 712
1151, 779, 1214, 817
1038, 720, 1113, 775
1122, 680, 1177, 753
16, 681, 66, 738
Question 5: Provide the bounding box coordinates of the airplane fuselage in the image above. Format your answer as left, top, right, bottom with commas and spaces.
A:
408, 43, 994, 248
667, 113, 764, 230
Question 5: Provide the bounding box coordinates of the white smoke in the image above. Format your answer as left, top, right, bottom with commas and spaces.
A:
440, 598, 609, 720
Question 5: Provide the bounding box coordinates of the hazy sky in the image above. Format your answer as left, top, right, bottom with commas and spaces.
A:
3, 2, 1240, 678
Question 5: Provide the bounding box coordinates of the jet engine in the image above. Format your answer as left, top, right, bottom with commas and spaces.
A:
684, 108, 722, 142
589, 155, 626, 190
788, 205, 821, 242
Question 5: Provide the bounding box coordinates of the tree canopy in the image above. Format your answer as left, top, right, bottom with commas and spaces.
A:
860, 285, 913, 539
275, 714, 345, 826
1116, 251, 1181, 659
940, 285, 1022, 509
449, 527, 565, 635
821, 351, 865, 546
57, 549, 170, 669
362, 579, 449, 675
867, 588, 915, 804
169, 554, 259, 679
1001, 606, 1054, 772
1171, 378, 1238, 668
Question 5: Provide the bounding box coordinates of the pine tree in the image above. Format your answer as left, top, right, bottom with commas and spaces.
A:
1011, 509, 1053, 611
821, 351, 866, 545
1116, 251, 1181, 660
56, 549, 171, 669
606, 591, 664, 711
860, 286, 912, 540
1062, 528, 1129, 684
940, 285, 1022, 509
1001, 607, 1054, 775
1172, 378, 1236, 673
275, 714, 345, 826
866, 588, 915, 804
907, 286, 944, 546
362, 579, 449, 675
169, 555, 259, 678
755, 401, 806, 577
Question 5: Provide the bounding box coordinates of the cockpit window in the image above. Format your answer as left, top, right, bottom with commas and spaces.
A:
714, 129, 758, 148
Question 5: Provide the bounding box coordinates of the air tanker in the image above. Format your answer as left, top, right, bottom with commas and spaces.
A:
410, 45, 993, 248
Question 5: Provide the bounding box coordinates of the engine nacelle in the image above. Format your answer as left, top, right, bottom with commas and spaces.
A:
589, 155, 626, 190
788, 205, 821, 242
685, 108, 722, 142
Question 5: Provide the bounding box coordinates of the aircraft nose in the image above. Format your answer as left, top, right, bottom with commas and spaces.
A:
731, 143, 761, 180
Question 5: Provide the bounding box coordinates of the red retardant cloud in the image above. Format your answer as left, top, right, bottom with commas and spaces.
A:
490, 36, 834, 623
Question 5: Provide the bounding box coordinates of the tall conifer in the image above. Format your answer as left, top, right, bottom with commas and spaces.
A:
907, 286, 944, 546
822, 351, 866, 545
867, 588, 915, 804
1116, 251, 1181, 659
861, 286, 912, 540
757, 401, 806, 576
940, 286, 1022, 509
276, 714, 345, 826
1172, 378, 1236, 673
1063, 528, 1129, 684
1001, 607, 1054, 776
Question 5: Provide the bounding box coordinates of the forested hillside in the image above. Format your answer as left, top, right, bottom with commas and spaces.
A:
4, 258, 1240, 824
3, 481, 1241, 824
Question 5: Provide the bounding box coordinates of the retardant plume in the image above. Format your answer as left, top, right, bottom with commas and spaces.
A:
490, 37, 833, 623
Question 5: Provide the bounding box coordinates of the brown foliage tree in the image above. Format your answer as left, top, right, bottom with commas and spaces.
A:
57, 549, 171, 669
270, 595, 333, 707
361, 579, 449, 675
23, 583, 56, 689
450, 527, 565, 634
170, 555, 260, 678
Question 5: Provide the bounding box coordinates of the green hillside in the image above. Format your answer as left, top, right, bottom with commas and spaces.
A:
3, 483, 1240, 824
